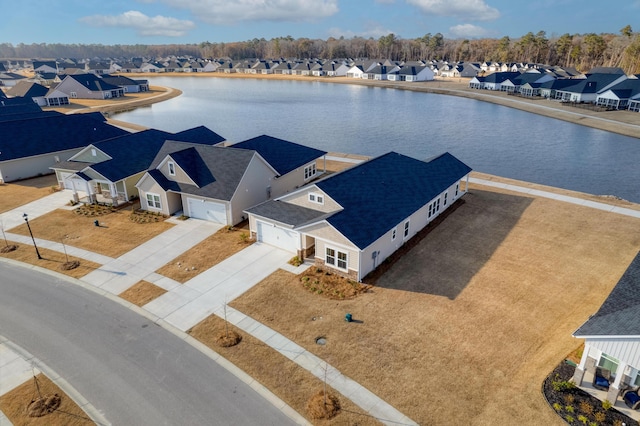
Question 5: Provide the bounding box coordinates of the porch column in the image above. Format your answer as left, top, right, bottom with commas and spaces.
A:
110, 183, 118, 205
85, 180, 96, 204
607, 361, 630, 404
572, 344, 591, 385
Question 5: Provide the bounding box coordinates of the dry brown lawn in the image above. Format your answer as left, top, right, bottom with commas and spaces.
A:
6, 208, 173, 258
0, 244, 101, 279
188, 314, 381, 425
118, 280, 167, 306
231, 183, 640, 426
0, 175, 59, 213
156, 222, 252, 283
0, 374, 94, 425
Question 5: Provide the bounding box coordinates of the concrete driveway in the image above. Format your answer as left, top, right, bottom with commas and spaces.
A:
144, 242, 294, 331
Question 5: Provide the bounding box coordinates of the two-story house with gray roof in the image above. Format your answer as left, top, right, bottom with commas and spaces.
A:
136, 136, 327, 225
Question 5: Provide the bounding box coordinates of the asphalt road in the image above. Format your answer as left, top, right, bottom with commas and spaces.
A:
0, 262, 296, 425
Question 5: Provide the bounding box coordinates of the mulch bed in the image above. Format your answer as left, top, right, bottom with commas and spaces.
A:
299, 267, 370, 299
543, 362, 638, 426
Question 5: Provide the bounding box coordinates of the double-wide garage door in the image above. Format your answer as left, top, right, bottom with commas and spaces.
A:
187, 198, 227, 223
257, 221, 298, 252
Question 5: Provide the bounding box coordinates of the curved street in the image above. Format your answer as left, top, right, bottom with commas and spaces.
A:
0, 262, 295, 426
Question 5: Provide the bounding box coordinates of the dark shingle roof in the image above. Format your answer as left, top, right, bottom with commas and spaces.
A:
6, 81, 49, 98
172, 126, 225, 145
574, 252, 640, 337
316, 152, 472, 249
0, 113, 128, 161
66, 74, 121, 92
246, 200, 329, 227
148, 142, 256, 201
232, 135, 326, 176
81, 126, 224, 182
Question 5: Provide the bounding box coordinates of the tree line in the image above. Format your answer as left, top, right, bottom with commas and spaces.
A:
2, 26, 639, 74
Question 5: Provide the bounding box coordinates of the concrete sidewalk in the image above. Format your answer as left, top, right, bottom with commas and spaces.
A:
470, 177, 640, 219
81, 218, 222, 295
0, 190, 73, 231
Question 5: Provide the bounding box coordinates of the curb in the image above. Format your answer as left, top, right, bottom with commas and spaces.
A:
0, 258, 311, 426
0, 334, 111, 426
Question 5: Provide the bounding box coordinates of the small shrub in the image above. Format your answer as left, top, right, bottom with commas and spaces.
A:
315, 267, 323, 273
552, 377, 576, 392
579, 401, 593, 416
588, 422, 598, 426
552, 403, 562, 412
288, 255, 302, 266
564, 394, 575, 405
594, 411, 606, 423
577, 414, 588, 424
239, 232, 249, 243
566, 416, 574, 423
565, 405, 574, 413
602, 399, 612, 410
613, 420, 624, 426
226, 225, 235, 231
302, 276, 310, 282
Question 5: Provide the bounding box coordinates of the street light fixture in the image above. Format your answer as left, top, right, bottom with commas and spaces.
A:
22, 213, 42, 259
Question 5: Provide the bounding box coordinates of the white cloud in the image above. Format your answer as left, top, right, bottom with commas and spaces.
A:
159, 0, 338, 24
80, 10, 196, 37
449, 23, 495, 38
407, 0, 500, 21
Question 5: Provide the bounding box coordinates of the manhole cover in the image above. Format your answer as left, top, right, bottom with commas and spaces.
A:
315, 337, 327, 345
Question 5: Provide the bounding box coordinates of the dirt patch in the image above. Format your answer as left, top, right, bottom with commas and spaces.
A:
0, 244, 100, 279
300, 267, 370, 299
215, 329, 242, 347
156, 222, 252, 283
231, 184, 640, 425
0, 373, 94, 425
0, 175, 58, 213
307, 390, 340, 420
7, 208, 173, 258
188, 314, 380, 425
1, 244, 18, 253
60, 260, 80, 271
118, 280, 167, 307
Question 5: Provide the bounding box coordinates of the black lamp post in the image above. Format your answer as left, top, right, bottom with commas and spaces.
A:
22, 213, 42, 259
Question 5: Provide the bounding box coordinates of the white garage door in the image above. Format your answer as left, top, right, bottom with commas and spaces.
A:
187, 198, 227, 223
59, 172, 75, 190
257, 221, 298, 252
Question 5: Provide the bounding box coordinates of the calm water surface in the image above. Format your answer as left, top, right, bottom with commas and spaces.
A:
113, 77, 640, 203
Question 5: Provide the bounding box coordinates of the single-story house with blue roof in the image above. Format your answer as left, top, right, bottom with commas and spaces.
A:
572, 251, 640, 406
0, 111, 128, 183
135, 135, 327, 224
51, 126, 225, 205
245, 151, 471, 281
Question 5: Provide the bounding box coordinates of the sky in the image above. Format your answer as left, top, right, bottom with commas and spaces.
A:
3, 0, 640, 46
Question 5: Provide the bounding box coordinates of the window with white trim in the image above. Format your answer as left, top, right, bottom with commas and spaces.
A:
443, 192, 448, 206
598, 354, 619, 376
146, 193, 161, 209
455, 183, 459, 196
391, 228, 397, 241
304, 163, 317, 180
308, 192, 324, 204
168, 161, 176, 176
326, 247, 348, 270
403, 220, 410, 238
